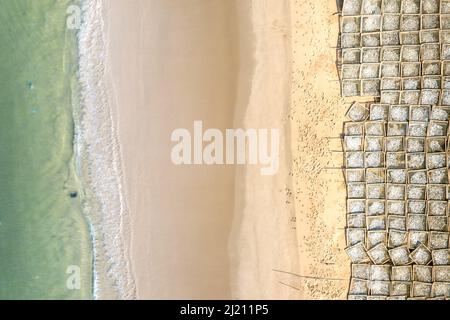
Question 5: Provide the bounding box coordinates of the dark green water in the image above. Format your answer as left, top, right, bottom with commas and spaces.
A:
0, 0, 92, 299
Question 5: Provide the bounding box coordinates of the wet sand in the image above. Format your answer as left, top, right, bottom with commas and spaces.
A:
229, 0, 301, 299
104, 0, 348, 299
105, 0, 243, 299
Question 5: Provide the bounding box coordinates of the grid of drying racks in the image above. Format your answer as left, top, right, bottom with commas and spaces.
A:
340, 0, 450, 300
341, 0, 450, 103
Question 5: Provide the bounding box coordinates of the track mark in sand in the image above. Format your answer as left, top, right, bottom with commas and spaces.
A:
273, 269, 346, 281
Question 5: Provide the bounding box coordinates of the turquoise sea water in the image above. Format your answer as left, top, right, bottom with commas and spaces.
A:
0, 0, 92, 299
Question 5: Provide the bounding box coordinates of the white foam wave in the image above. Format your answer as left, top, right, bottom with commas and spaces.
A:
76, 0, 136, 299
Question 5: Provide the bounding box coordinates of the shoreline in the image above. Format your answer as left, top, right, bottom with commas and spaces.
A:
104, 0, 297, 299
77, 0, 136, 299
105, 0, 250, 298
86, 0, 296, 299
76, 0, 346, 300
113, 0, 236, 299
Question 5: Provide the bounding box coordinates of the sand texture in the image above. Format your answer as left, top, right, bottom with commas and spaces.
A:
102, 0, 350, 299
290, 0, 351, 299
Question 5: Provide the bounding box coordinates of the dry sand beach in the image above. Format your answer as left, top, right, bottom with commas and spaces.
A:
101, 0, 349, 299
290, 0, 351, 299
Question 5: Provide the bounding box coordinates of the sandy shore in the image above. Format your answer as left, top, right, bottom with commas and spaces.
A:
101, 0, 349, 299
290, 0, 350, 299
105, 0, 243, 299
